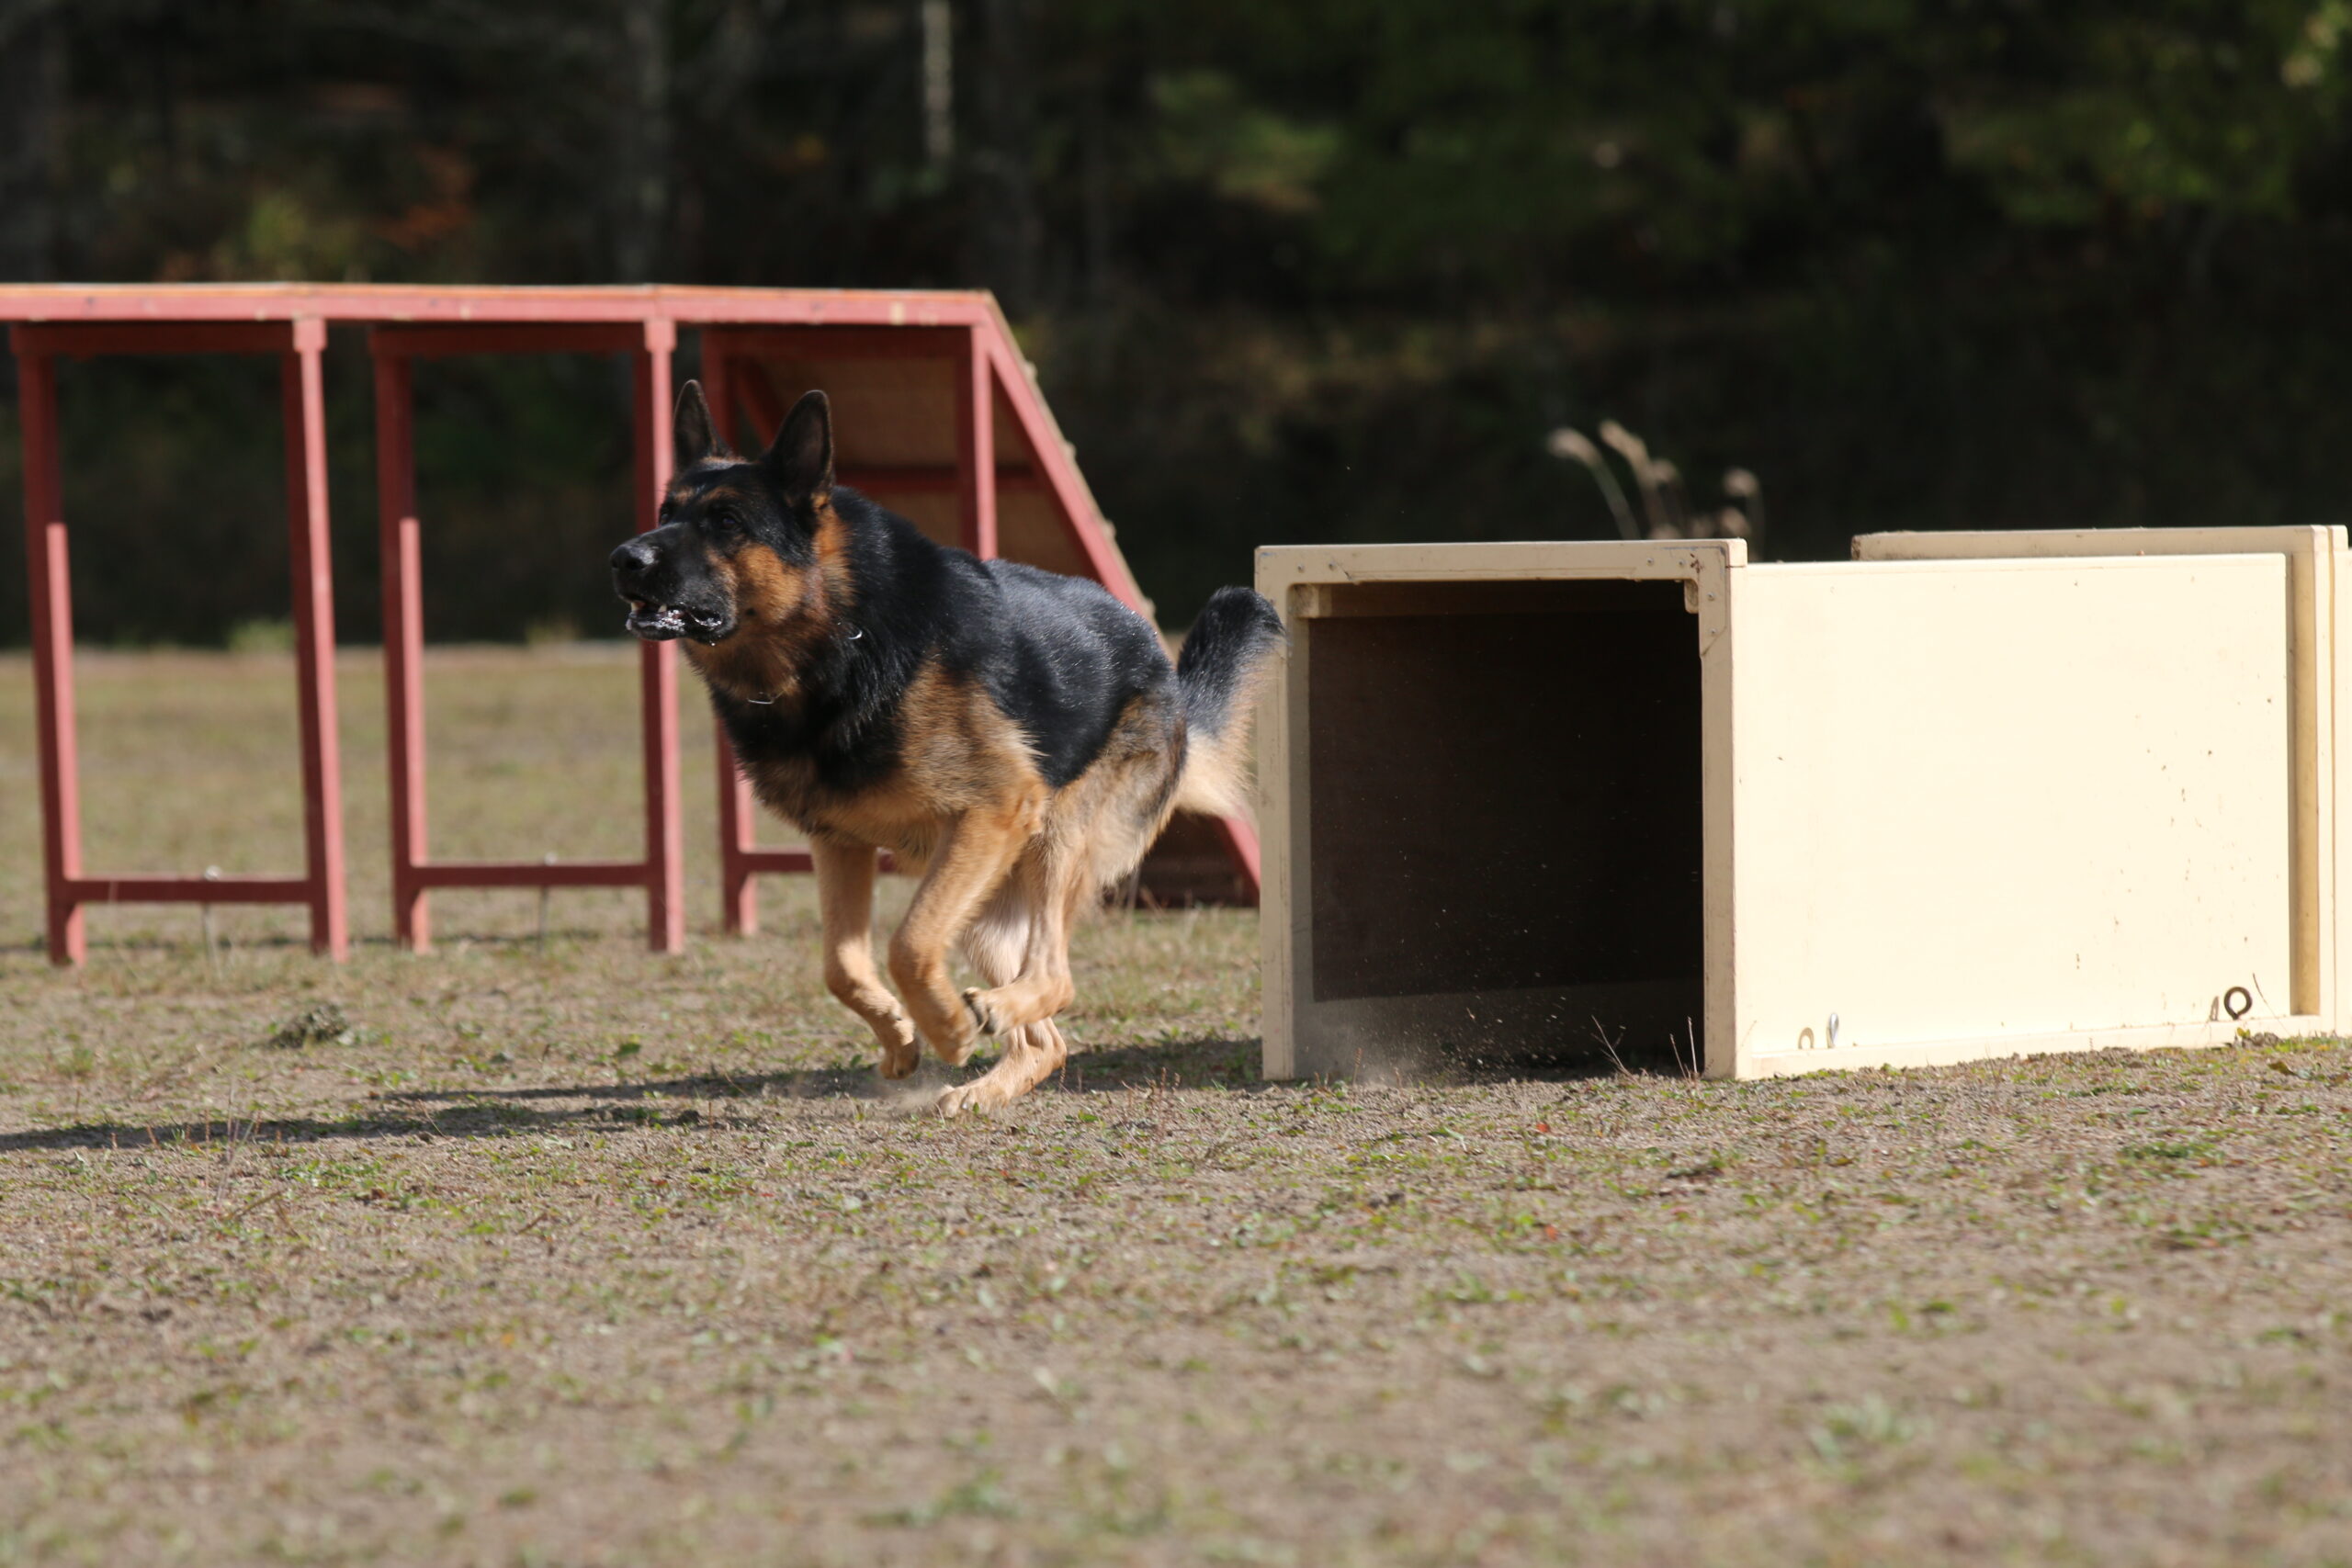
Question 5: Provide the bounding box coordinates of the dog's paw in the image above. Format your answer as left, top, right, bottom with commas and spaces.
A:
933, 1079, 1002, 1118
876, 1020, 922, 1079
961, 987, 1002, 1039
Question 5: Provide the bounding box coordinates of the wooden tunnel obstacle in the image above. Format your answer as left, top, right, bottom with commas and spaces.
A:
1259, 527, 2348, 1079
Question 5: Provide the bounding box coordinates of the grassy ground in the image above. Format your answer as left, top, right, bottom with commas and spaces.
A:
3, 648, 2350, 1567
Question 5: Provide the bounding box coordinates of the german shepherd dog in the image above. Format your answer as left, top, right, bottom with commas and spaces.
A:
609, 384, 1283, 1114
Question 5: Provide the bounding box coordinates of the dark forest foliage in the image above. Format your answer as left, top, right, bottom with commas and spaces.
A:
3, 0, 2350, 642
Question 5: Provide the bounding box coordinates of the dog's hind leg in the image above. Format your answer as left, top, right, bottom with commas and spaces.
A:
888, 802, 1038, 1066
936, 862, 1076, 1117
812, 839, 920, 1078
959, 835, 1089, 1040
959, 870, 1035, 991
935, 1015, 1069, 1118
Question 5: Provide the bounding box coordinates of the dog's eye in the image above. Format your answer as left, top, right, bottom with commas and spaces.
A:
707, 512, 741, 537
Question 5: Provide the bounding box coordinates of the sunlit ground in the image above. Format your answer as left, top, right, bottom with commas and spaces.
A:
1, 649, 2347, 1567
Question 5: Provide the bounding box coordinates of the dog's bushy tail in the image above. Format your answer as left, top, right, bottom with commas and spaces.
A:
1171, 585, 1287, 819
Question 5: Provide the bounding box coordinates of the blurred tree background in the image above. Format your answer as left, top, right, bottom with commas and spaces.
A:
1, 0, 2349, 643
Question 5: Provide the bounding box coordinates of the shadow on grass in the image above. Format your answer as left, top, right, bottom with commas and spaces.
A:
0, 1098, 732, 1153
374, 1062, 885, 1107
0, 1037, 1251, 1152
348, 1035, 1270, 1111
0, 1034, 1657, 1154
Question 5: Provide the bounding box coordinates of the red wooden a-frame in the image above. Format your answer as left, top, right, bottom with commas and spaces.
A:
4, 285, 1259, 964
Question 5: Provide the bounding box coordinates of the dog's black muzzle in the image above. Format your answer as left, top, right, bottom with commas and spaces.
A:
610, 534, 736, 642
609, 537, 690, 640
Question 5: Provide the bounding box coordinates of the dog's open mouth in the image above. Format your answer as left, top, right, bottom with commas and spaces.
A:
623, 597, 730, 643
623, 597, 687, 640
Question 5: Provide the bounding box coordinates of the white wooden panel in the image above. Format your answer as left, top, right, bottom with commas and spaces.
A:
1854, 525, 2346, 562
1857, 524, 2339, 1025
1256, 539, 1743, 589
1740, 1014, 2330, 1077
2339, 542, 2352, 1035
1732, 555, 2293, 1069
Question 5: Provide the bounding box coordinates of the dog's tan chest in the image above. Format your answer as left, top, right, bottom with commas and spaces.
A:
731, 661, 1050, 863
745, 756, 925, 851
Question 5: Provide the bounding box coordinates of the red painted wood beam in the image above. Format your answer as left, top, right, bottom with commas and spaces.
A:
12, 321, 319, 356
0, 284, 1006, 330
374, 346, 430, 949
632, 318, 686, 953
956, 325, 999, 559
64, 875, 312, 904
406, 861, 655, 890
281, 317, 350, 958
13, 342, 82, 964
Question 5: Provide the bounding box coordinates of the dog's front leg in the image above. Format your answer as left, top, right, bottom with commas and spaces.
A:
887, 804, 1035, 1065
812, 839, 921, 1078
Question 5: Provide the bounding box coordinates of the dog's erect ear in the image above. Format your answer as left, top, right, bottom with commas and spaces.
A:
762, 389, 834, 504
673, 380, 731, 469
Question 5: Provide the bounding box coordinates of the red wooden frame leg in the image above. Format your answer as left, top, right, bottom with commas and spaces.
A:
15, 344, 85, 964
373, 344, 431, 951
633, 319, 685, 953
956, 326, 999, 558
282, 319, 349, 959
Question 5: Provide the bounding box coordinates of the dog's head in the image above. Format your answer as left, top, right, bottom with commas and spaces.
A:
609, 382, 835, 647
